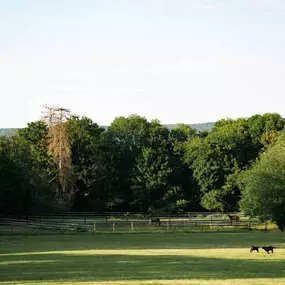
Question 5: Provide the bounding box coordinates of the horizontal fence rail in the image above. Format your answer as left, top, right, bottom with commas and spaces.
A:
0, 212, 272, 234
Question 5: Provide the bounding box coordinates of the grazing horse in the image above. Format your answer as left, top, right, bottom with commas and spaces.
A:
228, 214, 240, 225
262, 246, 275, 254
250, 246, 259, 253
150, 217, 161, 226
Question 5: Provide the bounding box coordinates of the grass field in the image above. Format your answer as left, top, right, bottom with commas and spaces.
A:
1, 232, 285, 285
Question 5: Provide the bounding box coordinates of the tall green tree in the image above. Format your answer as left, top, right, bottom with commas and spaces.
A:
186, 118, 256, 212
67, 115, 105, 211
239, 132, 285, 231
169, 124, 201, 211
97, 114, 150, 211
0, 123, 55, 214
247, 113, 285, 148
13, 121, 53, 176
132, 120, 174, 212
15, 121, 57, 199
0, 151, 32, 215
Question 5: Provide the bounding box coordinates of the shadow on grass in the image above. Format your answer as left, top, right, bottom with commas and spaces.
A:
1, 252, 285, 282
1, 232, 285, 254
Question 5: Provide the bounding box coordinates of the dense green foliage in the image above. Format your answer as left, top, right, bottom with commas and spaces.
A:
1, 112, 285, 227
239, 132, 285, 231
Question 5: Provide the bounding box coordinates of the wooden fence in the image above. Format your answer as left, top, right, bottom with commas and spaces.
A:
0, 216, 269, 234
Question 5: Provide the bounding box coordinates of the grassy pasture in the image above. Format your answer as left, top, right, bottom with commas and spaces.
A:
0, 232, 285, 285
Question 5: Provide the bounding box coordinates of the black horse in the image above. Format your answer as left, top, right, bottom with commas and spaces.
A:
250, 246, 259, 253
262, 246, 275, 254
150, 217, 161, 226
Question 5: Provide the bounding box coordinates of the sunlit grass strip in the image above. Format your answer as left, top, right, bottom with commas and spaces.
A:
1, 248, 285, 259
1, 279, 285, 285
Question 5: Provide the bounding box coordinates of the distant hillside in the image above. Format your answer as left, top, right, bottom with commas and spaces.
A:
165, 122, 215, 132
0, 128, 19, 136
0, 122, 215, 136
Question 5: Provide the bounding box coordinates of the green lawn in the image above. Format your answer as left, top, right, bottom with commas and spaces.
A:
1, 232, 285, 285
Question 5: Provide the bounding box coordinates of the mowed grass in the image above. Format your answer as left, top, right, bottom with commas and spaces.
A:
0, 232, 285, 285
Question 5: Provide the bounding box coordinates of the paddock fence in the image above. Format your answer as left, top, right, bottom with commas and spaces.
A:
0, 212, 274, 234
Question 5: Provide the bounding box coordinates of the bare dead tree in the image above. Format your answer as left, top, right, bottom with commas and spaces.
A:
42, 105, 74, 207
42, 105, 71, 125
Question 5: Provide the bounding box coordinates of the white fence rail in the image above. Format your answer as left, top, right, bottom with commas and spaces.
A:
0, 216, 265, 234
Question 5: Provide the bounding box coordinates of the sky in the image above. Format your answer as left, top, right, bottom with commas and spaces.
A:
1, 0, 285, 127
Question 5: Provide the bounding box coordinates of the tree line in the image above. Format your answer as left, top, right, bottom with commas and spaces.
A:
1, 108, 285, 230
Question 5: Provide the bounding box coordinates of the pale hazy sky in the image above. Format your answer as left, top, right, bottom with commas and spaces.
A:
1, 0, 285, 127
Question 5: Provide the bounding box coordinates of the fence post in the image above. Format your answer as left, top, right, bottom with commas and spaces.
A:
131, 222, 134, 232
217, 222, 219, 231
112, 221, 115, 232
167, 221, 169, 231
85, 217, 87, 224
93, 222, 96, 232
264, 220, 267, 231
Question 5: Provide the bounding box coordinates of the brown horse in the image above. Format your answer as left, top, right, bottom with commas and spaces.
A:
228, 214, 240, 225
151, 217, 161, 226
